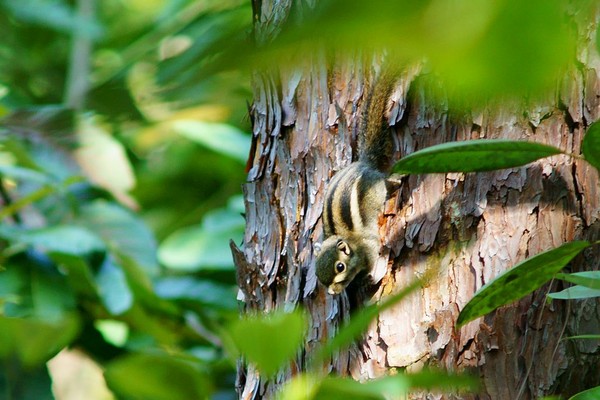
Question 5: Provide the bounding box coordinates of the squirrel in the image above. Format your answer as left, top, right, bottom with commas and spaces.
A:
315, 64, 399, 295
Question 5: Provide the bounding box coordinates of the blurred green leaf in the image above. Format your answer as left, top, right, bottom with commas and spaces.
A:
0, 364, 54, 400
457, 241, 591, 327
50, 253, 97, 297
0, 165, 52, 184
582, 121, 600, 171
2, 0, 103, 38
105, 353, 210, 400
78, 200, 159, 276
556, 271, 600, 290
0, 314, 80, 368
0, 225, 105, 255
547, 285, 600, 300
227, 310, 307, 377
30, 271, 75, 322
281, 370, 478, 400
174, 120, 250, 163
392, 140, 563, 174
95, 319, 129, 347
570, 386, 600, 400
158, 207, 244, 271
96, 256, 134, 315
154, 277, 236, 309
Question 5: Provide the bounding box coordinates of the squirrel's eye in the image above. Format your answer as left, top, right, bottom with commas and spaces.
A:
335, 262, 346, 273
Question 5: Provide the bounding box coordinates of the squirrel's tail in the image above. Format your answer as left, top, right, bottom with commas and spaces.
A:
358, 61, 399, 172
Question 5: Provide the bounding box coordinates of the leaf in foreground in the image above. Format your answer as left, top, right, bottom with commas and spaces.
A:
547, 285, 600, 300
582, 121, 600, 171
457, 241, 590, 327
279, 370, 478, 400
392, 139, 563, 174
0, 315, 80, 368
555, 271, 600, 290
226, 310, 306, 377
105, 353, 209, 400
569, 386, 600, 400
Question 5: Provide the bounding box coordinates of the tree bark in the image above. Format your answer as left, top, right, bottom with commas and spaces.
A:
233, 2, 600, 399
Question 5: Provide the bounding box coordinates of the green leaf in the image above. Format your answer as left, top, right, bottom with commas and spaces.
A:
174, 120, 250, 163
30, 271, 75, 322
0, 165, 52, 184
280, 370, 478, 400
563, 335, 600, 341
547, 285, 600, 300
3, 0, 104, 38
556, 271, 600, 290
316, 277, 424, 363
0, 314, 80, 368
582, 121, 600, 171
49, 253, 97, 297
569, 386, 600, 400
78, 200, 159, 276
392, 140, 563, 174
457, 241, 591, 327
226, 310, 307, 377
95, 320, 129, 347
0, 364, 54, 400
154, 277, 236, 309
104, 353, 210, 400
96, 257, 134, 315
0, 225, 105, 255
158, 207, 244, 271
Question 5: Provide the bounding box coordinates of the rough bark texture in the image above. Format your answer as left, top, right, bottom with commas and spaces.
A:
234, 2, 600, 399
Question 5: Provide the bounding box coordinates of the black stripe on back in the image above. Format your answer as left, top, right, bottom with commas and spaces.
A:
357, 172, 370, 227
326, 173, 342, 235
340, 176, 353, 231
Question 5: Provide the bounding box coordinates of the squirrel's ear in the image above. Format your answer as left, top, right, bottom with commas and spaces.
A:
314, 242, 322, 255
336, 240, 351, 255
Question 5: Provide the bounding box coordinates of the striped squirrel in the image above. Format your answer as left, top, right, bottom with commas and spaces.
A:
315, 64, 399, 295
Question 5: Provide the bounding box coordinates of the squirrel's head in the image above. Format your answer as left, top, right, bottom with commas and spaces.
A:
315, 236, 367, 295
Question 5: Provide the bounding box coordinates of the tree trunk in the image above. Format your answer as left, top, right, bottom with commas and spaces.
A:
233, 2, 600, 399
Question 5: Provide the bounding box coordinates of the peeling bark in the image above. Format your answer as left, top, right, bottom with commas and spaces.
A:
234, 3, 600, 399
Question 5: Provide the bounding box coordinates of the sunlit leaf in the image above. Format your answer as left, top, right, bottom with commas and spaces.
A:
582, 121, 600, 171
95, 320, 129, 347
457, 241, 591, 327
105, 353, 210, 400
158, 206, 244, 271
547, 285, 600, 300
75, 117, 137, 208
569, 386, 600, 400
392, 140, 563, 174
78, 200, 159, 276
227, 310, 307, 377
281, 370, 478, 400
0, 314, 80, 368
174, 120, 250, 163
96, 256, 133, 315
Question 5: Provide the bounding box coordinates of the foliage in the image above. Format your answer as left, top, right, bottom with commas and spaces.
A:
0, 0, 599, 399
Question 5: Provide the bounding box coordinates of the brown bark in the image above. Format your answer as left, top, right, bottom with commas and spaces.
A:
234, 2, 600, 399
